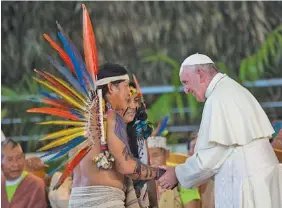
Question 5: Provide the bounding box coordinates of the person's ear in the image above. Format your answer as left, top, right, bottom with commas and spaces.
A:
107, 83, 117, 94
196, 68, 205, 83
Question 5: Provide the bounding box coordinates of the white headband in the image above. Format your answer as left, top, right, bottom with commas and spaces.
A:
147, 136, 168, 150
96, 74, 129, 86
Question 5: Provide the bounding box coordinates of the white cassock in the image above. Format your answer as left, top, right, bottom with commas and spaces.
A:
175, 73, 282, 208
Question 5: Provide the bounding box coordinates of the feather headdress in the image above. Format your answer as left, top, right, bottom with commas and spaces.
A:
27, 4, 116, 190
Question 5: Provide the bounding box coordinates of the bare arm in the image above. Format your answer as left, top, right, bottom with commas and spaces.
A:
107, 111, 164, 180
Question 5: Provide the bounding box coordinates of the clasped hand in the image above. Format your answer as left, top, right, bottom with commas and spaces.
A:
157, 165, 178, 190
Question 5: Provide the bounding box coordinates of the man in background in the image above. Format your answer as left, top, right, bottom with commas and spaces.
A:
148, 136, 200, 208
1, 138, 47, 208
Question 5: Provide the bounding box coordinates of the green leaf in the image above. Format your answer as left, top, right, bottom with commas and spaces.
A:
187, 94, 199, 121
147, 94, 172, 123
246, 56, 259, 81
239, 59, 248, 82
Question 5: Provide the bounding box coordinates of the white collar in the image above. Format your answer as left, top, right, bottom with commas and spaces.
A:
205, 73, 226, 98
5, 172, 25, 186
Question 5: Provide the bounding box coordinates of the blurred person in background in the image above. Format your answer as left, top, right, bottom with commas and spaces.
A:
148, 136, 200, 208
1, 138, 47, 208
48, 170, 73, 208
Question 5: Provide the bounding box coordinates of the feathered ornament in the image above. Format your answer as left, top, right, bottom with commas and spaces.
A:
272, 121, 282, 140
27, 4, 113, 190
156, 116, 170, 136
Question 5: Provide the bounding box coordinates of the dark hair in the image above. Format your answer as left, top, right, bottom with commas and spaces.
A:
97, 63, 128, 80
1, 138, 22, 160
96, 63, 129, 99
127, 90, 153, 158
1, 138, 19, 149
129, 81, 136, 89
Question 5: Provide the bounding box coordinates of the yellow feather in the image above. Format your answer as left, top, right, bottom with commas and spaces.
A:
40, 127, 85, 141
37, 121, 85, 126
33, 77, 85, 110
38, 131, 85, 151
44, 71, 88, 105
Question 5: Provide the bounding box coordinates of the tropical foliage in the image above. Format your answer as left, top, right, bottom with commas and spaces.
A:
1, 1, 282, 148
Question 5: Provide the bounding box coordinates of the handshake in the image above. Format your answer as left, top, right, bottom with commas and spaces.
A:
156, 165, 179, 190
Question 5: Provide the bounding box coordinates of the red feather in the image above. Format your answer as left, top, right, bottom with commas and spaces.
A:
82, 4, 99, 83
53, 145, 91, 190
43, 34, 76, 75
27, 108, 80, 121
133, 74, 146, 109
35, 69, 79, 102
41, 98, 72, 109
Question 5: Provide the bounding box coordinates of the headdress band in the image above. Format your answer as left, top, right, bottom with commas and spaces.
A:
96, 74, 129, 86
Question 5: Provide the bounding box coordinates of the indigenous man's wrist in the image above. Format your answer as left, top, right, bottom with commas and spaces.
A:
155, 168, 166, 180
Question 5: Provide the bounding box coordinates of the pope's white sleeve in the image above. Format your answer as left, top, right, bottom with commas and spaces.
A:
175, 144, 233, 188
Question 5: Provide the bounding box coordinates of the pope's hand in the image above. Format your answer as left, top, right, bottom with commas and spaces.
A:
157, 165, 178, 190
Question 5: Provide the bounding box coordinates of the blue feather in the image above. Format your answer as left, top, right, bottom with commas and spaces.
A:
272, 121, 282, 139
57, 32, 88, 94
70, 109, 85, 119
156, 116, 170, 136
46, 136, 85, 162
46, 160, 68, 177
40, 136, 84, 159
82, 62, 95, 90
46, 55, 87, 96
40, 143, 69, 159
29, 97, 42, 103
56, 22, 94, 91
39, 91, 59, 100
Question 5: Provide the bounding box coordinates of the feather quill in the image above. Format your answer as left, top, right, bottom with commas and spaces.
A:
38, 131, 85, 151
53, 145, 91, 190
40, 127, 85, 141
46, 136, 85, 162
35, 69, 81, 102
43, 34, 76, 74
133, 74, 146, 109
40, 91, 58, 100
156, 116, 170, 136
82, 4, 99, 83
56, 23, 91, 93
37, 120, 85, 126
38, 98, 71, 109
40, 136, 84, 159
46, 55, 87, 96
33, 77, 84, 110
27, 108, 81, 121
41, 70, 87, 104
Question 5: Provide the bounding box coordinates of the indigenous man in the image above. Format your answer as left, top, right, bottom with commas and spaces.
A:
69, 63, 165, 208
148, 136, 201, 208
158, 53, 282, 208
1, 138, 47, 208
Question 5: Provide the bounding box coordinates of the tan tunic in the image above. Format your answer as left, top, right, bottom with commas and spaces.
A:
1, 173, 47, 208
